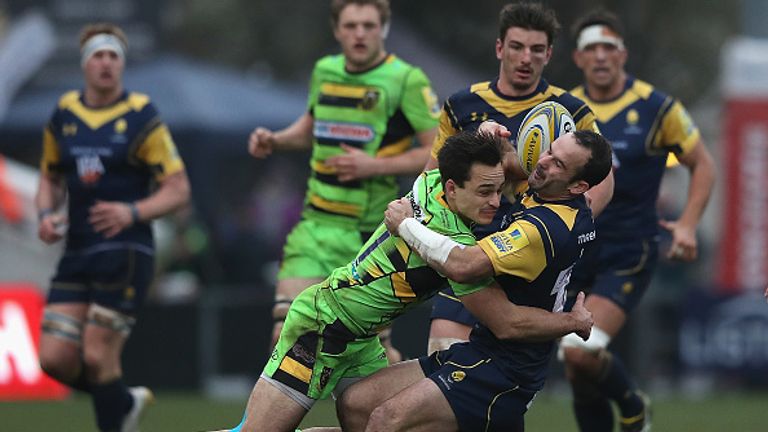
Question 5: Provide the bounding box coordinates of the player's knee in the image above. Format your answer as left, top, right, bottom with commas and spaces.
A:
337, 387, 368, 429
39, 351, 78, 383
367, 402, 406, 431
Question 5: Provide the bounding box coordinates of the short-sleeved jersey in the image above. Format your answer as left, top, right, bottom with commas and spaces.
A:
431, 78, 599, 159
320, 169, 493, 336
41, 90, 184, 253
472, 191, 596, 391
304, 54, 440, 233
571, 76, 700, 239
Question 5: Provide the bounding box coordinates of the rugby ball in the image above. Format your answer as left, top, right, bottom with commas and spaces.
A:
516, 101, 575, 174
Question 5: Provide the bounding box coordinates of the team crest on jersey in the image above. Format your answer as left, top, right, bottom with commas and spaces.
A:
488, 224, 529, 257
360, 90, 380, 110
623, 109, 643, 135
449, 371, 466, 383
76, 154, 105, 185
421, 87, 441, 117
62, 123, 78, 136
111, 118, 128, 144
314, 121, 374, 143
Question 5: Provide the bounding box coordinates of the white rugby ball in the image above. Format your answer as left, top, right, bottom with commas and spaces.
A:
516, 101, 575, 175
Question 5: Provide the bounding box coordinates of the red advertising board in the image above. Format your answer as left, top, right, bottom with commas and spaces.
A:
0, 284, 70, 400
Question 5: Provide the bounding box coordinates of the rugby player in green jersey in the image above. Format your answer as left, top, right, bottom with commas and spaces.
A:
218, 131, 509, 432
247, 0, 440, 362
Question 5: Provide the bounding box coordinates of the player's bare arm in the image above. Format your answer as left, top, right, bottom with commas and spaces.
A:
35, 172, 67, 244
384, 197, 494, 283
248, 112, 314, 158
462, 286, 593, 341
89, 170, 190, 238
659, 140, 715, 261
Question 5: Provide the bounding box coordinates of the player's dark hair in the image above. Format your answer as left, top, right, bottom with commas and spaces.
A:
79, 22, 128, 50
570, 130, 613, 188
498, 2, 560, 46
438, 131, 505, 188
330, 0, 390, 27
571, 8, 625, 39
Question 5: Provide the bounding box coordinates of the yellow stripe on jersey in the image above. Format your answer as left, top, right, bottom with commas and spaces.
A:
574, 91, 642, 124
540, 203, 579, 230
308, 194, 361, 217
136, 124, 185, 180
41, 128, 60, 175
320, 82, 373, 99
431, 108, 460, 159
279, 356, 312, 384
478, 220, 547, 280
394, 238, 411, 263
312, 160, 338, 175
58, 92, 152, 131
364, 262, 385, 280
391, 272, 417, 302
376, 136, 412, 157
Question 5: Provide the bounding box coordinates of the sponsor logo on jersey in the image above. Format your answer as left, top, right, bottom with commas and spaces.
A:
76, 155, 105, 185
489, 224, 530, 256
314, 121, 374, 143
318, 366, 334, 391
577, 230, 596, 244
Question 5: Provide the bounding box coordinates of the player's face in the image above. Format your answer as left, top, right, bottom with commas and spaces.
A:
83, 49, 124, 94
528, 133, 590, 197
334, 4, 387, 72
496, 27, 551, 95
574, 42, 627, 91
449, 162, 504, 225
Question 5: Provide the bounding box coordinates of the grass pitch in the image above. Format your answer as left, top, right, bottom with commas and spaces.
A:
2, 391, 766, 431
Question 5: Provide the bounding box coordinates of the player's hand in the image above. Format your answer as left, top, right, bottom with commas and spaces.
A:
659, 219, 697, 261
38, 212, 67, 244
89, 201, 134, 238
384, 197, 413, 235
477, 120, 512, 139
764, 285, 768, 304
325, 143, 378, 182
248, 127, 275, 158
570, 291, 593, 341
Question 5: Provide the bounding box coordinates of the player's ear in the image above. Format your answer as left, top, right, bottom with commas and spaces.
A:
445, 179, 457, 197
568, 180, 590, 196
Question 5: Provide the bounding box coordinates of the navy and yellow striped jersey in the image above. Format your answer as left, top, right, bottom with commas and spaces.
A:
431, 78, 600, 159
304, 54, 440, 233
321, 169, 493, 336
571, 76, 700, 239
473, 191, 596, 390
41, 90, 184, 253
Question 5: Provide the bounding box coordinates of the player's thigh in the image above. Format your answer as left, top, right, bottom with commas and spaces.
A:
278, 220, 365, 280
39, 302, 89, 373
338, 359, 426, 421
239, 378, 308, 432
367, 376, 458, 432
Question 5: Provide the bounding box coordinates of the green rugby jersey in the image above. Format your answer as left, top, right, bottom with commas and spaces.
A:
319, 169, 493, 335
305, 54, 440, 232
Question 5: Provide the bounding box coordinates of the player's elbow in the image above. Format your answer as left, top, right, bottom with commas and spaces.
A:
443, 261, 478, 284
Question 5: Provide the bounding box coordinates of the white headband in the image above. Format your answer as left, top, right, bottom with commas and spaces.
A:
577, 24, 625, 51
81, 33, 126, 67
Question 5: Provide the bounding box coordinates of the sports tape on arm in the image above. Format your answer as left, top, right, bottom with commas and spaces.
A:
398, 218, 463, 265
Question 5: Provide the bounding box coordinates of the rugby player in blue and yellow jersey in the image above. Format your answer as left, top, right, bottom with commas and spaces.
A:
560, 9, 716, 432
35, 23, 190, 432
247, 0, 439, 362
339, 130, 612, 432
425, 1, 614, 358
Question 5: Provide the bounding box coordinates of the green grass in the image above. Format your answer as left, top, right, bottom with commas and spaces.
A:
1, 391, 767, 431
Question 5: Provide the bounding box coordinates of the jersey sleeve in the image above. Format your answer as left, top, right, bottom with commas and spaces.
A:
40, 126, 60, 176
400, 67, 440, 133
658, 100, 700, 157
430, 102, 460, 159
135, 121, 185, 181
573, 105, 601, 134
477, 220, 547, 280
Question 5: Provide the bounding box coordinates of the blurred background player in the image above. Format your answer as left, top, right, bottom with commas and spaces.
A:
247, 0, 439, 362
424, 1, 611, 356
35, 23, 190, 432
340, 129, 612, 432
224, 131, 503, 432
560, 9, 716, 432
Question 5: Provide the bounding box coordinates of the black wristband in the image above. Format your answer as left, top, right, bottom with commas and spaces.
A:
129, 203, 140, 224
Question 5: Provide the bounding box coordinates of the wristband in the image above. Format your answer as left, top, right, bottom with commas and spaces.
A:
38, 208, 54, 222
129, 202, 140, 224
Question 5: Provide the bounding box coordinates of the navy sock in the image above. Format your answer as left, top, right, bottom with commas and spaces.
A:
91, 378, 133, 432
597, 352, 643, 418
69, 366, 91, 393
573, 397, 614, 432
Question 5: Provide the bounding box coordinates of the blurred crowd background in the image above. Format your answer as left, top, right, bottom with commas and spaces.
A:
1, 0, 767, 400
